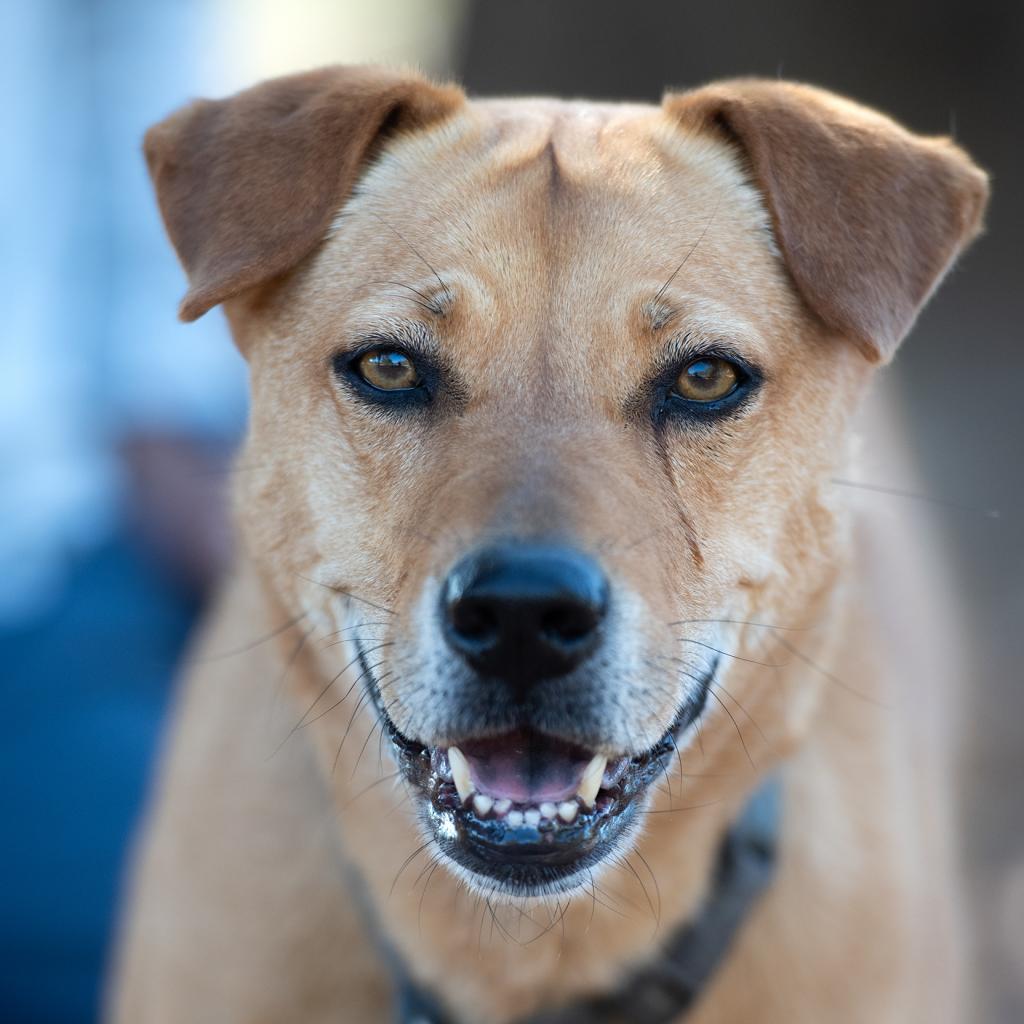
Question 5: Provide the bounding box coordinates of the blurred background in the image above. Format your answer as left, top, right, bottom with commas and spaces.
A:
1, 1, 1020, 1021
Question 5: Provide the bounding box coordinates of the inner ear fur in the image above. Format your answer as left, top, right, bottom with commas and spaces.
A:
144, 65, 465, 322
664, 80, 989, 362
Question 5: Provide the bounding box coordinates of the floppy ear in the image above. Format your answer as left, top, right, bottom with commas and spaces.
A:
664, 80, 989, 362
144, 65, 465, 322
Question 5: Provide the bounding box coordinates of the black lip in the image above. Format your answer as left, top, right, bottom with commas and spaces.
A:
356, 640, 715, 894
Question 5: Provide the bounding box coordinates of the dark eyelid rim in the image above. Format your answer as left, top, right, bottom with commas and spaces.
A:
329, 327, 465, 413
642, 338, 765, 428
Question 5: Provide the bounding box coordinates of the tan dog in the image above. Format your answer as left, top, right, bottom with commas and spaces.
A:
109, 67, 988, 1023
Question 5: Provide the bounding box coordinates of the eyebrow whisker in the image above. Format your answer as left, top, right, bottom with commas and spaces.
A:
366, 279, 447, 317
367, 211, 448, 298
654, 194, 723, 305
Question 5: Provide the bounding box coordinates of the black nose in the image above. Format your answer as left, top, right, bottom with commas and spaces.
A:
441, 543, 609, 684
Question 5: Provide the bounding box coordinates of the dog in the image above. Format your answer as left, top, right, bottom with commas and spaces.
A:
109, 66, 988, 1023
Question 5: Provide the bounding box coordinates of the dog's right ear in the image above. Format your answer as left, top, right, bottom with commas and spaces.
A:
144, 65, 465, 322
665, 80, 988, 364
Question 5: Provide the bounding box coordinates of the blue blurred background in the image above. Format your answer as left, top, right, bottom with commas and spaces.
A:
1, 1, 1021, 1021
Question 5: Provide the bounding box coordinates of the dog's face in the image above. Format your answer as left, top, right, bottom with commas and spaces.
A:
235, 105, 864, 895
147, 70, 986, 900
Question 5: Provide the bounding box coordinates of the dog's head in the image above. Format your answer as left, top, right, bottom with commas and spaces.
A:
146, 68, 986, 902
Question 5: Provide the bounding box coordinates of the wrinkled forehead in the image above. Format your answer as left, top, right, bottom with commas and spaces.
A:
298, 98, 797, 370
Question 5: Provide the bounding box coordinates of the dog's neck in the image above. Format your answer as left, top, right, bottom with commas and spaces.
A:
389, 776, 781, 1024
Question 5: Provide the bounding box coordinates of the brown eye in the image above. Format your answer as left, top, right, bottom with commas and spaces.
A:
355, 348, 421, 391
673, 357, 740, 403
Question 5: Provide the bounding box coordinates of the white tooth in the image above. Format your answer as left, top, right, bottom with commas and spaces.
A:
539, 802, 557, 820
557, 801, 579, 823
524, 809, 542, 827
493, 798, 512, 815
507, 810, 524, 827
472, 794, 493, 816
448, 746, 473, 804
577, 754, 607, 808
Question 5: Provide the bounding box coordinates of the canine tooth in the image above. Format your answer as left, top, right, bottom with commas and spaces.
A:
472, 794, 493, 816
577, 754, 608, 808
557, 801, 579, 823
539, 802, 557, 820
448, 746, 473, 804
524, 809, 542, 827
493, 798, 512, 815
507, 810, 524, 827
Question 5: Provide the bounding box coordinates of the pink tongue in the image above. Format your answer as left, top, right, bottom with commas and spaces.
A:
460, 730, 590, 804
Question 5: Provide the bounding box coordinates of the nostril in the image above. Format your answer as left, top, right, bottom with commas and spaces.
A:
539, 603, 599, 647
449, 598, 500, 645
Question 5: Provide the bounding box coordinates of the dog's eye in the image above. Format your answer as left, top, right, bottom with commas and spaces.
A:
672, 357, 740, 403
354, 348, 421, 391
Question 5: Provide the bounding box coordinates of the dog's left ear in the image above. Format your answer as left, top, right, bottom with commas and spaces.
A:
665, 80, 989, 362
144, 65, 465, 322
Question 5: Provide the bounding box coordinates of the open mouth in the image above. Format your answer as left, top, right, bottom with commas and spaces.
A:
364, 657, 713, 895
423, 728, 681, 893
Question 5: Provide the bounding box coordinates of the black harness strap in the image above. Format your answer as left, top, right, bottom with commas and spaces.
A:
394, 778, 781, 1024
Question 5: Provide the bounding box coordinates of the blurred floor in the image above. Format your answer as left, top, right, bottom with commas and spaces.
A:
0, 539, 196, 1023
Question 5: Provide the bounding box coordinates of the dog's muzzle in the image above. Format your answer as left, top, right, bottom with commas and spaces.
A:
367, 542, 710, 895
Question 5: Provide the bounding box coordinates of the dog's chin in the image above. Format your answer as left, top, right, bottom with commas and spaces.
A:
373, 686, 711, 898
